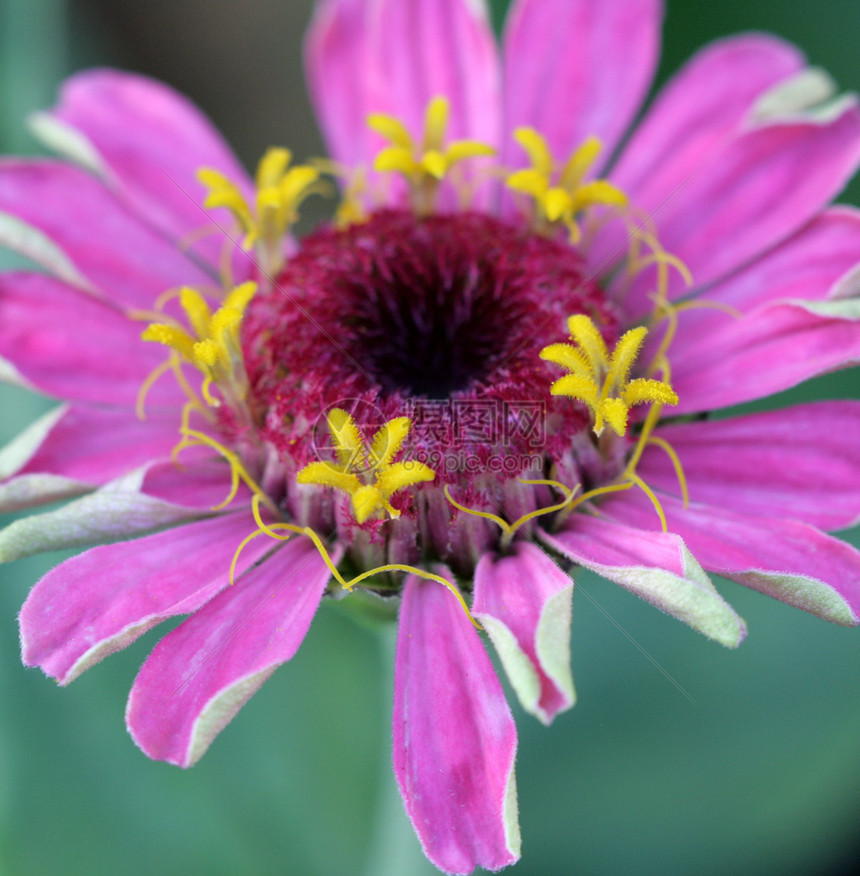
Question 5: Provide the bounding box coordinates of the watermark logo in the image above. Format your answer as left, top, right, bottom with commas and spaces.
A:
408, 398, 546, 449
310, 398, 547, 477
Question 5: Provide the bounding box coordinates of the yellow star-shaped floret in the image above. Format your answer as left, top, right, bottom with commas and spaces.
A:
296, 410, 435, 524
541, 315, 678, 436
368, 96, 496, 212
506, 129, 627, 242
141, 281, 257, 404
197, 148, 320, 274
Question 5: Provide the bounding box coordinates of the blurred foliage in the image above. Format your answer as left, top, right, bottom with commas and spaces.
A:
1, 1, 859, 874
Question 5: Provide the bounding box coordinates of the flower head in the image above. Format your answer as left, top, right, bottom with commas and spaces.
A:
2, 1, 860, 874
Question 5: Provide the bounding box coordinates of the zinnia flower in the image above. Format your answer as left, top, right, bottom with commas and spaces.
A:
2, 0, 860, 872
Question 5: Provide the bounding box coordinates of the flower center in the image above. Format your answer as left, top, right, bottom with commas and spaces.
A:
243, 208, 619, 463
134, 114, 686, 612
322, 210, 565, 398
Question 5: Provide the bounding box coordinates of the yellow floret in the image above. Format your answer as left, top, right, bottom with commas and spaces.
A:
368, 96, 496, 213
506, 129, 627, 242
541, 315, 678, 437
197, 148, 320, 275
141, 281, 257, 405
297, 409, 435, 523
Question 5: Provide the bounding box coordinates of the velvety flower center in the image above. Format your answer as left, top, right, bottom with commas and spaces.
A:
243, 209, 619, 467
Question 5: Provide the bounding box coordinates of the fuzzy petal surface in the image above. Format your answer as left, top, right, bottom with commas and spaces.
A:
604, 493, 860, 626
642, 403, 860, 532
503, 0, 661, 173
20, 512, 277, 685
0, 460, 228, 563
542, 515, 746, 647
0, 161, 213, 305
39, 69, 253, 269
394, 572, 520, 875
126, 536, 334, 767
0, 405, 180, 511
473, 541, 574, 725
0, 272, 182, 407
0, 473, 89, 514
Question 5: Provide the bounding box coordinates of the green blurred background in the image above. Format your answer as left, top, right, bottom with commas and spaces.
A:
1, 1, 859, 874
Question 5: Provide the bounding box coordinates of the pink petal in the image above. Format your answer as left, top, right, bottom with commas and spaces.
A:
665, 206, 860, 344
0, 460, 224, 563
0, 405, 180, 511
473, 541, 574, 725
394, 572, 520, 874
0, 161, 213, 307
140, 457, 251, 511
43, 69, 253, 269
372, 0, 500, 146
20, 512, 277, 685
126, 536, 335, 767
0, 272, 183, 407
502, 0, 662, 172
306, 0, 501, 171
641, 403, 860, 532
611, 34, 805, 215
670, 300, 860, 415
0, 473, 89, 513
618, 98, 860, 316
305, 0, 375, 170
542, 515, 746, 647
602, 493, 860, 626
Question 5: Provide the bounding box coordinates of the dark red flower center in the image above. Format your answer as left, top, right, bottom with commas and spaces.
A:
243, 209, 619, 470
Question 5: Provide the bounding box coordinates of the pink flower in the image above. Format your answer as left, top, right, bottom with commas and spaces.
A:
2, 1, 860, 873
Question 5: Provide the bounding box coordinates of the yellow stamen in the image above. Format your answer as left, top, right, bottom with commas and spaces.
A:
228, 525, 292, 587
646, 435, 690, 508
562, 481, 634, 517
368, 96, 496, 213
135, 357, 173, 421
537, 221, 691, 532
227, 495, 480, 629
136, 348, 212, 425
553, 472, 669, 534
627, 473, 668, 532
328, 407, 367, 469
176, 428, 276, 513
444, 478, 579, 551
620, 219, 696, 368
506, 128, 627, 242
624, 402, 662, 475
368, 416, 410, 468
646, 295, 742, 380
141, 281, 257, 409
296, 409, 435, 524
540, 315, 678, 437
162, 412, 473, 628
197, 148, 320, 275
309, 158, 372, 228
